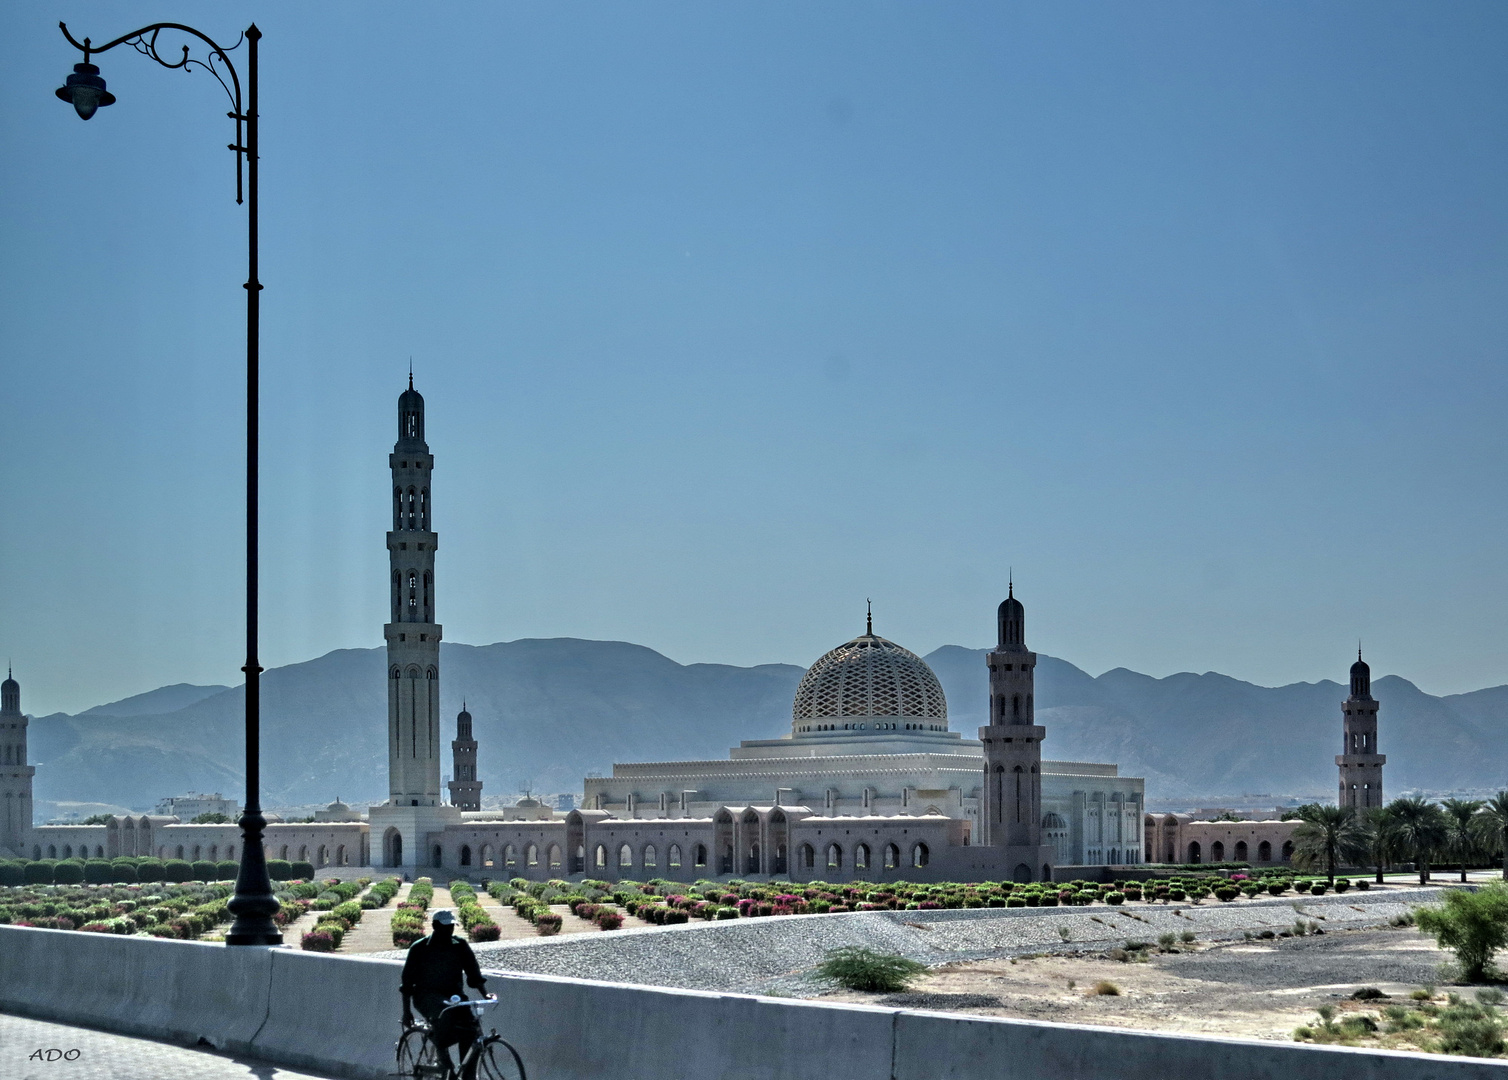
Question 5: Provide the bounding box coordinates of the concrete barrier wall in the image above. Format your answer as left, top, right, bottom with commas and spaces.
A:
4, 925, 1507, 1080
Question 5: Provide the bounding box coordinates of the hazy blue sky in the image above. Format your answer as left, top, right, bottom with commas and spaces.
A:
3, 2, 1506, 715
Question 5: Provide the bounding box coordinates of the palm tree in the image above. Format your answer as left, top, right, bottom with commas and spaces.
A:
1388, 796, 1448, 885
1473, 790, 1508, 882
1291, 804, 1370, 886
1441, 798, 1485, 883
1361, 805, 1398, 884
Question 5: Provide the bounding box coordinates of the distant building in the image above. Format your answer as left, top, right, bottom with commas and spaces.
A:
154, 792, 239, 820
1, 669, 35, 857
1338, 650, 1385, 809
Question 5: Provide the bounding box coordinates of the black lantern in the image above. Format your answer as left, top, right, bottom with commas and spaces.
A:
56, 62, 116, 120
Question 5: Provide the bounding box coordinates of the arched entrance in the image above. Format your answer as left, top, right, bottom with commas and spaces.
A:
384, 828, 402, 868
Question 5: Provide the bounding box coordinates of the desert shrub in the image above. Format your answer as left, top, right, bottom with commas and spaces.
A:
592, 910, 623, 930
469, 921, 501, 942
265, 859, 293, 881
817, 947, 926, 993
52, 862, 84, 885
290, 861, 315, 881
1351, 987, 1386, 1000
301, 930, 337, 952
536, 913, 563, 936
331, 900, 362, 925
1432, 1002, 1506, 1057
714, 907, 739, 921
1089, 980, 1120, 996
1415, 883, 1508, 982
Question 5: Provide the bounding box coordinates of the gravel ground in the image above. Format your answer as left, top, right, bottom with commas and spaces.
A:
370, 887, 1449, 996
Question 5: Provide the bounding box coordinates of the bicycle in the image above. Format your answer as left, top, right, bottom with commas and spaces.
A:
395, 995, 526, 1080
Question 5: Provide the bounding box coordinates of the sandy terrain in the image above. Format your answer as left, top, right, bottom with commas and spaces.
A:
819, 925, 1501, 1046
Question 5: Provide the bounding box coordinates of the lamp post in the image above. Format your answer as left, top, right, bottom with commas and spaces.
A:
55, 21, 281, 946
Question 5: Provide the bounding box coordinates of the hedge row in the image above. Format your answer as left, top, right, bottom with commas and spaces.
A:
0, 857, 315, 886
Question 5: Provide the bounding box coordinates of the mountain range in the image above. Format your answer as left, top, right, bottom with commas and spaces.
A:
25, 639, 1508, 813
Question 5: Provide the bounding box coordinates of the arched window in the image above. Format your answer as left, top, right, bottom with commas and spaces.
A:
1258, 840, 1271, 862
460, 844, 472, 866
548, 844, 561, 870
800, 843, 815, 870
526, 843, 538, 867
421, 488, 430, 530
643, 844, 656, 868
619, 844, 633, 868
481, 844, 493, 868
33, 845, 41, 861
854, 843, 870, 871
96, 845, 105, 859
422, 572, 432, 621
1188, 841, 1201, 863
392, 571, 402, 621
668, 844, 682, 869
407, 487, 418, 530
408, 571, 418, 614
192, 845, 202, 861
226, 845, 235, 861
694, 844, 707, 868
1211, 841, 1225, 862
911, 842, 929, 868
393, 487, 403, 530
434, 845, 443, 868
1234, 840, 1248, 862
504, 844, 516, 868
63, 845, 72, 859
280, 845, 289, 860
208, 845, 218, 861
595, 844, 607, 869
827, 844, 842, 871
1281, 840, 1294, 862
175, 845, 185, 860
885, 843, 900, 870
336, 844, 347, 866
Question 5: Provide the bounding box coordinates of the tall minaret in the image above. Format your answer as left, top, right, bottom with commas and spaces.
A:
1, 669, 35, 857
979, 584, 1055, 881
1337, 650, 1384, 810
447, 703, 482, 812
385, 377, 443, 807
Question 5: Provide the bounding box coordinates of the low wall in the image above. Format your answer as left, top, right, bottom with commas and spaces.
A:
2, 926, 1505, 1080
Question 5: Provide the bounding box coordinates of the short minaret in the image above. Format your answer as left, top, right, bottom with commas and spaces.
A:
447, 703, 483, 812
979, 584, 1055, 881
384, 376, 443, 808
0, 669, 35, 857
1337, 650, 1385, 810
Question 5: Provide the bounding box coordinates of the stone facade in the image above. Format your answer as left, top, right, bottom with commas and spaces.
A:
1143, 813, 1300, 866
0, 671, 34, 858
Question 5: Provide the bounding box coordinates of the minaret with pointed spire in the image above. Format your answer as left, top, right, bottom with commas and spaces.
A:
978, 581, 1054, 881
447, 702, 483, 812
1337, 648, 1385, 809
385, 375, 442, 807
0, 667, 34, 856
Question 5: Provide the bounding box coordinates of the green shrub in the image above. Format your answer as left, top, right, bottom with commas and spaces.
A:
109, 860, 138, 883
216, 861, 238, 881
23, 861, 55, 885
135, 859, 164, 883
191, 860, 217, 881
52, 861, 85, 885
83, 859, 113, 884
162, 860, 193, 883
265, 859, 293, 881
1415, 883, 1508, 982
470, 921, 501, 942
816, 947, 927, 993
290, 861, 315, 881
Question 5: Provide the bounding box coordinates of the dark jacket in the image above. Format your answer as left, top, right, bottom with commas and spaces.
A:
400, 933, 486, 1012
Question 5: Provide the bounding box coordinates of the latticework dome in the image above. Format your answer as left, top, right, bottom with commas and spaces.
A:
791, 632, 947, 734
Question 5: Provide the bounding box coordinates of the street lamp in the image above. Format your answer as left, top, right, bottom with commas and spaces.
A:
55, 21, 281, 946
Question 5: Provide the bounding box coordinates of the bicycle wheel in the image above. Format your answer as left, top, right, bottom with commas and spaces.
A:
475, 1037, 526, 1080
396, 1028, 448, 1080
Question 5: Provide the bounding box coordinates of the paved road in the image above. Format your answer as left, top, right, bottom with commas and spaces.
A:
0, 1013, 342, 1080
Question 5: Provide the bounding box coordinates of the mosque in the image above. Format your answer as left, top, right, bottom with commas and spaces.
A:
5, 379, 1374, 882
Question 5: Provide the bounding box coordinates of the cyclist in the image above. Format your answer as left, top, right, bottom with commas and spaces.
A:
400, 909, 489, 1079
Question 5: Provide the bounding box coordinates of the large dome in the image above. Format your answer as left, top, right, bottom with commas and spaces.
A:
791, 631, 948, 734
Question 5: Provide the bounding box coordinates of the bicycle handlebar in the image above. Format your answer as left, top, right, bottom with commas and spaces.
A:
439, 994, 499, 1017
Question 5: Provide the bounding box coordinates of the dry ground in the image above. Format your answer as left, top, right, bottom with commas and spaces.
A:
819, 924, 1505, 1049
